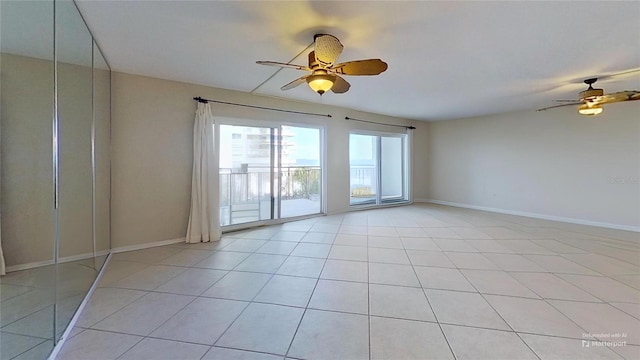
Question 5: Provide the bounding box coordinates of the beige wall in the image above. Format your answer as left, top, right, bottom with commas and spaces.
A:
426, 103, 640, 230
94, 65, 111, 255
1, 54, 55, 267
57, 58, 94, 259
111, 72, 420, 248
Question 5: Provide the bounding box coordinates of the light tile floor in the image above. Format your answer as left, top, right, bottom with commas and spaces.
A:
57, 204, 640, 359
1, 258, 105, 360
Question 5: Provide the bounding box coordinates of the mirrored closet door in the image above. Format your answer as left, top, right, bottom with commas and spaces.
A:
0, 1, 112, 358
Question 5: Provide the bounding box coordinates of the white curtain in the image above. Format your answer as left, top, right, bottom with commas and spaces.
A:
186, 102, 221, 243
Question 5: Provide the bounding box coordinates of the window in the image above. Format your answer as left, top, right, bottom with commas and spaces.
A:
349, 131, 409, 206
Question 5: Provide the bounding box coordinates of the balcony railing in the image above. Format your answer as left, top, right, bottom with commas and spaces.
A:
349, 166, 406, 205
350, 166, 376, 204
219, 166, 321, 226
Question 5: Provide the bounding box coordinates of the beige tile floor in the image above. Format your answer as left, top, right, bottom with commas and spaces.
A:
57, 204, 640, 360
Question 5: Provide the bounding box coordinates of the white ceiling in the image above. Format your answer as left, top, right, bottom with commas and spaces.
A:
75, 1, 640, 121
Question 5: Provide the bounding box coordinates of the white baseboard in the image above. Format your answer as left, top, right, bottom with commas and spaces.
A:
417, 199, 640, 233
58, 250, 111, 263
6, 239, 183, 274
110, 237, 185, 254
5, 249, 112, 273
5, 259, 55, 273
413, 199, 431, 203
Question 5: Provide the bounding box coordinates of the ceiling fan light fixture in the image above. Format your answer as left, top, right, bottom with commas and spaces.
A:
306, 72, 336, 95
578, 103, 604, 116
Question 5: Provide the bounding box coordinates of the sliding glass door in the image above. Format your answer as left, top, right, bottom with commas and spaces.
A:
219, 125, 274, 226
349, 132, 408, 206
280, 126, 322, 218
219, 123, 322, 227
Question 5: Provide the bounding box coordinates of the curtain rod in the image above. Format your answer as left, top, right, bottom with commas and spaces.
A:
345, 116, 416, 130
193, 97, 332, 118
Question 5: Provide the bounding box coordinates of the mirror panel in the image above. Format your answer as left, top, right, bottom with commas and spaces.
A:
0, 0, 56, 357
1, 1, 111, 357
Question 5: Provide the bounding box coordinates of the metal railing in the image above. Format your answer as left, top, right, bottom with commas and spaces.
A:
349, 166, 376, 193
349, 166, 376, 205
219, 166, 321, 225
349, 165, 407, 205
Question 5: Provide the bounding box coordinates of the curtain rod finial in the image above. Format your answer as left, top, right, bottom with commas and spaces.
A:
408, 126, 416, 130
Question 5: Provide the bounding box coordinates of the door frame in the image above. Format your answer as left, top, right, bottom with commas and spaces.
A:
349, 129, 411, 208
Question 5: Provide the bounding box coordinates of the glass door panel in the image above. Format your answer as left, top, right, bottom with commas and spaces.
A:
380, 136, 405, 203
350, 132, 408, 206
280, 126, 322, 218
219, 125, 274, 226
349, 134, 378, 205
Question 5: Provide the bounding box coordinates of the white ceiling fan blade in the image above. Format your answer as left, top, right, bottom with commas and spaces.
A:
256, 61, 309, 71
537, 102, 584, 112
281, 75, 309, 91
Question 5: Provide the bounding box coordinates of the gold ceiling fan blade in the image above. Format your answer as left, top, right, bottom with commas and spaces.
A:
281, 75, 309, 91
592, 90, 640, 105
256, 61, 309, 71
331, 59, 388, 76
314, 34, 343, 67
331, 75, 351, 94
537, 101, 584, 112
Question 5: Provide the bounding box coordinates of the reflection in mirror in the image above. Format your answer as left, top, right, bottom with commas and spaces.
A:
1, 0, 111, 357
55, 0, 98, 341
0, 0, 56, 358
93, 42, 111, 271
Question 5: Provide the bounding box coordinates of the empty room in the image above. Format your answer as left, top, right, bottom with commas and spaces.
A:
1, 1, 639, 359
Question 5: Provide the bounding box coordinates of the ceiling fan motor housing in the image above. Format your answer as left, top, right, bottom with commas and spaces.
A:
580, 87, 603, 101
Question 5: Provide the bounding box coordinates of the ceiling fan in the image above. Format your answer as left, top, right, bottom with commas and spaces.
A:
256, 34, 388, 95
537, 77, 640, 116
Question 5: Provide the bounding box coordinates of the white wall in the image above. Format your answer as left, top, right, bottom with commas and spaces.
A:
426, 103, 640, 230
412, 125, 430, 201
111, 72, 420, 248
